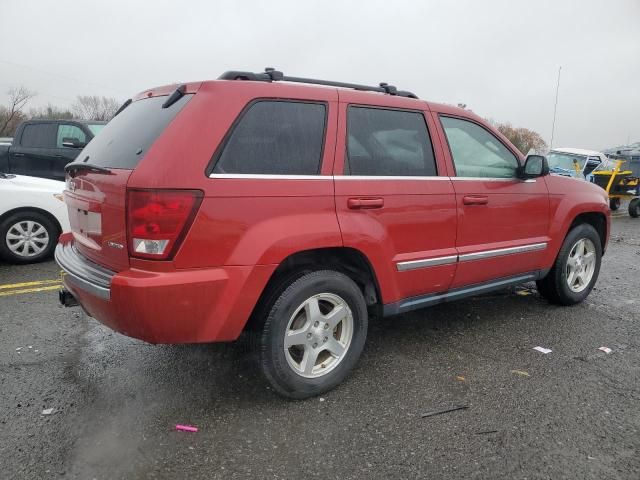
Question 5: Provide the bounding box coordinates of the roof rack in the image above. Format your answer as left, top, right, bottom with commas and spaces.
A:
218, 67, 419, 99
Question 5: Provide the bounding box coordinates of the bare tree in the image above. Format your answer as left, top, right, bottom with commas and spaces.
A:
496, 123, 547, 155
29, 104, 74, 120
72, 95, 120, 121
0, 86, 36, 136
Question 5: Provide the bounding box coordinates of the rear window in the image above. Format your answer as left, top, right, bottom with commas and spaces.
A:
212, 100, 326, 175
77, 94, 192, 169
21, 124, 56, 148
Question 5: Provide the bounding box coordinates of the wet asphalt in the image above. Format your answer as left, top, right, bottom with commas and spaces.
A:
0, 215, 638, 479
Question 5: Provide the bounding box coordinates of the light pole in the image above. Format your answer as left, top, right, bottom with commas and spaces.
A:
550, 66, 562, 149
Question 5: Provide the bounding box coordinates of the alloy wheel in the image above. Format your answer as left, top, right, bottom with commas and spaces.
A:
283, 293, 354, 378
566, 238, 596, 293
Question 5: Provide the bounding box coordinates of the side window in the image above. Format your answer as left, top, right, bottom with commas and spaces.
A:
440, 116, 519, 178
213, 101, 326, 175
20, 124, 56, 148
346, 107, 437, 176
57, 124, 87, 148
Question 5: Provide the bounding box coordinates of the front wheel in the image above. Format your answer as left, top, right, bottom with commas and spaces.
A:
536, 223, 602, 306
609, 198, 620, 211
258, 270, 368, 399
629, 198, 640, 218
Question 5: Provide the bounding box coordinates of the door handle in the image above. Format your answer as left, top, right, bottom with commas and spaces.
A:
462, 195, 489, 205
13, 152, 25, 157
54, 155, 63, 158
347, 197, 384, 209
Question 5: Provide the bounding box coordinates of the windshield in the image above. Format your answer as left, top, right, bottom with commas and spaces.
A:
547, 151, 587, 172
87, 124, 106, 136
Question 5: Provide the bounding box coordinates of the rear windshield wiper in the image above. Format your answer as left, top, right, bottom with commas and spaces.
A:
162, 84, 186, 109
65, 162, 112, 175
113, 98, 132, 117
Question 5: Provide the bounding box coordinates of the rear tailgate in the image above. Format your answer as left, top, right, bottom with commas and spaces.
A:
65, 170, 131, 271
63, 87, 196, 272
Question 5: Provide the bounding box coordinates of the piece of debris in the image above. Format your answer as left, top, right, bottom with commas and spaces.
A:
319, 397, 326, 402
175, 424, 198, 433
476, 430, 498, 435
42, 408, 55, 415
598, 347, 612, 354
421, 405, 468, 418
15, 347, 21, 351
511, 370, 530, 377
456, 375, 465, 382
533, 346, 552, 354
515, 289, 531, 296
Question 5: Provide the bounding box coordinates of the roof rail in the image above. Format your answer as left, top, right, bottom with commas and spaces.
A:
218, 67, 419, 99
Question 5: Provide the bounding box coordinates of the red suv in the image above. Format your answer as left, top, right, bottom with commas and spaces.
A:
56, 69, 610, 398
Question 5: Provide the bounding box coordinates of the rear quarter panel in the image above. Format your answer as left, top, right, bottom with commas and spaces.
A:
542, 175, 610, 266
128, 81, 342, 269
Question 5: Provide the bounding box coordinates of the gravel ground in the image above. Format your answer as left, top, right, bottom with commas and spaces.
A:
1, 215, 638, 479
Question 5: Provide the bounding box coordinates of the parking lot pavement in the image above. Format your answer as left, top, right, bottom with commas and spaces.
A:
1, 219, 639, 480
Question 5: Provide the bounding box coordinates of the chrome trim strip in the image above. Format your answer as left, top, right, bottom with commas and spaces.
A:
458, 242, 547, 262
450, 177, 516, 182
209, 173, 330, 180
396, 242, 547, 271
334, 175, 451, 181
396, 255, 458, 271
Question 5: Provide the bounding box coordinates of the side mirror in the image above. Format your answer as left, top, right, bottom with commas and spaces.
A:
62, 137, 86, 148
520, 154, 549, 178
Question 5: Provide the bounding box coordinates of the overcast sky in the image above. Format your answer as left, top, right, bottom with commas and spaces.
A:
1, 0, 638, 150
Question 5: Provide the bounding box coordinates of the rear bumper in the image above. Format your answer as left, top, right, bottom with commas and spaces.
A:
55, 234, 275, 344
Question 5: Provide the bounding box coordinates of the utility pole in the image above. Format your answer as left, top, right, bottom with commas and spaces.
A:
550, 66, 562, 149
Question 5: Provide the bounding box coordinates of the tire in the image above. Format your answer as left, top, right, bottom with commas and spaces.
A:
258, 270, 368, 399
0, 211, 59, 264
536, 223, 602, 306
629, 198, 640, 218
609, 198, 620, 211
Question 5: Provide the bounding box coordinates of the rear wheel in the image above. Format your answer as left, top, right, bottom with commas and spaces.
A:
258, 270, 368, 399
0, 211, 59, 264
536, 223, 602, 305
629, 198, 640, 218
609, 198, 620, 211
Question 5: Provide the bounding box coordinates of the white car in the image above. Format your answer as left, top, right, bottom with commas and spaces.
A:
547, 147, 610, 178
0, 173, 69, 263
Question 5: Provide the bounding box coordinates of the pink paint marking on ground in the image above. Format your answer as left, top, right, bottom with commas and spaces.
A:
175, 424, 198, 432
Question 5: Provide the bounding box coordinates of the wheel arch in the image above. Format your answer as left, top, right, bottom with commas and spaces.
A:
568, 211, 607, 254
244, 247, 382, 334
0, 206, 63, 234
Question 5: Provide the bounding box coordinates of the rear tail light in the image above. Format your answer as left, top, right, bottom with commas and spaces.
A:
126, 189, 203, 260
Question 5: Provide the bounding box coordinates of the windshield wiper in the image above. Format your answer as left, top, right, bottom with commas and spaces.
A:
162, 84, 186, 109
65, 162, 112, 175
113, 98, 132, 117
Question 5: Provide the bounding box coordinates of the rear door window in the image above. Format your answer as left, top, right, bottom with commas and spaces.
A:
20, 124, 56, 148
212, 101, 327, 175
77, 94, 192, 169
346, 107, 437, 176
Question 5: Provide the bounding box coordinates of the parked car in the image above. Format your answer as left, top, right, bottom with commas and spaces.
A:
0, 172, 69, 263
0, 120, 106, 181
56, 69, 610, 398
547, 147, 609, 179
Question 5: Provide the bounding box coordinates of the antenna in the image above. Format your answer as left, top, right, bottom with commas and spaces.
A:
550, 66, 562, 149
